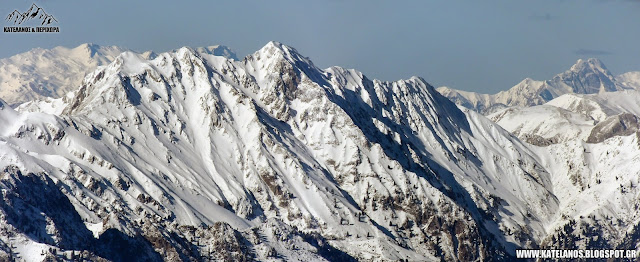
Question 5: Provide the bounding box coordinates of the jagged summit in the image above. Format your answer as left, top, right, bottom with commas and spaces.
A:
258, 41, 292, 54
570, 58, 607, 72
249, 41, 316, 68
553, 57, 618, 94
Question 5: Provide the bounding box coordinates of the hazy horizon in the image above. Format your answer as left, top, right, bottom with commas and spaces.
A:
2, 0, 638, 94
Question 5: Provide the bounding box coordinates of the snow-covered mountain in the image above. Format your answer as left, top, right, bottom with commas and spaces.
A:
0, 44, 126, 106
438, 58, 638, 114
1, 42, 639, 261
547, 90, 640, 122
490, 89, 640, 146
0, 43, 237, 107
0, 42, 547, 261
488, 105, 595, 146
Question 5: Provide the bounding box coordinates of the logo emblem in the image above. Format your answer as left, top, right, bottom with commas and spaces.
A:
4, 3, 60, 33
6, 3, 57, 25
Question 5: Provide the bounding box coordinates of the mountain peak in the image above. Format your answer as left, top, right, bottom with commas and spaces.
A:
78, 42, 99, 49
254, 41, 305, 62
570, 58, 609, 74
257, 41, 288, 56
73, 43, 101, 57
263, 41, 287, 51
247, 41, 320, 81
550, 57, 619, 94
70, 43, 128, 59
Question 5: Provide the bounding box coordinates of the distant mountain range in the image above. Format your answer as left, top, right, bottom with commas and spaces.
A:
437, 58, 640, 114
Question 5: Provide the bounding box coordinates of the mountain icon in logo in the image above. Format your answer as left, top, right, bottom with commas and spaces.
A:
6, 3, 57, 25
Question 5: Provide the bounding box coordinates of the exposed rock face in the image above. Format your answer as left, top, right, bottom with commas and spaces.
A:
587, 113, 640, 143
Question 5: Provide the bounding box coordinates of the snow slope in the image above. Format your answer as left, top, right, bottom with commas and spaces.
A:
548, 90, 640, 122
617, 71, 640, 90
530, 130, 640, 252
486, 92, 640, 255
488, 105, 595, 146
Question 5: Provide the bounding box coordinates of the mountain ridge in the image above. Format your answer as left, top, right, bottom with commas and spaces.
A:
437, 58, 639, 114
0, 43, 238, 107
0, 42, 639, 261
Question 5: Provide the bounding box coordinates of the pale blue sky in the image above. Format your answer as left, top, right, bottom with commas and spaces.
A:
1, 0, 638, 93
